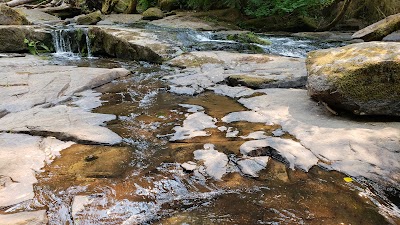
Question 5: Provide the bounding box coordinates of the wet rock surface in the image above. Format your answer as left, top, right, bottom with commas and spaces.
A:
0, 14, 399, 225
89, 26, 170, 62
307, 41, 400, 116
166, 51, 307, 94
0, 133, 74, 207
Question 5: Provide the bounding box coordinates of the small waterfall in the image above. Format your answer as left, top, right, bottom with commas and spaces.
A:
51, 27, 93, 58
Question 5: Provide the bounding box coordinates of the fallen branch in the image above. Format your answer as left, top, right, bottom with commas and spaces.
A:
321, 101, 338, 116
6, 0, 36, 7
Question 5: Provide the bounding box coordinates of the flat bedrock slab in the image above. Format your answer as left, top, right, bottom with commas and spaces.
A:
221, 88, 400, 189
165, 51, 306, 94
0, 55, 130, 113
0, 210, 48, 225
0, 133, 74, 207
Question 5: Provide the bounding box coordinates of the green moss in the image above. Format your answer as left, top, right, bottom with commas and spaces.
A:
227, 32, 271, 45
228, 75, 276, 89
172, 55, 223, 68
332, 62, 400, 101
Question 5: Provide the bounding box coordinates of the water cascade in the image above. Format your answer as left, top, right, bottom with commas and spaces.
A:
51, 27, 92, 58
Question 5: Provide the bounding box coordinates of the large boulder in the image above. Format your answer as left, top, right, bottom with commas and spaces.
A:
352, 13, 400, 41
89, 27, 163, 62
113, 0, 137, 13
307, 42, 400, 116
0, 4, 29, 25
76, 10, 102, 25
0, 26, 52, 53
142, 7, 164, 21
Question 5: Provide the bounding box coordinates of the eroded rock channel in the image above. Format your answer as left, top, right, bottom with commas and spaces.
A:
0, 20, 399, 225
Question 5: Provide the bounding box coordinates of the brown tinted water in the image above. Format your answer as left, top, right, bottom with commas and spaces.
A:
7, 57, 398, 225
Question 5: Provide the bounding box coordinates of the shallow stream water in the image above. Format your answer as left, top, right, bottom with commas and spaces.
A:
4, 28, 400, 224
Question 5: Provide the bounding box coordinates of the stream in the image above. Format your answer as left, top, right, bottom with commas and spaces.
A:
2, 25, 400, 224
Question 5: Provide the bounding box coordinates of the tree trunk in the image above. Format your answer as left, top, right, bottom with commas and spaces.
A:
303, 0, 352, 31
352, 13, 400, 41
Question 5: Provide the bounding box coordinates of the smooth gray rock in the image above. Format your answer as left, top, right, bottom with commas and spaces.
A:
0, 55, 130, 113
165, 51, 307, 94
15, 8, 61, 24
0, 105, 122, 144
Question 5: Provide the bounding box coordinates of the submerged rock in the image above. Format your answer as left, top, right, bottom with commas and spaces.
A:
307, 42, 400, 116
66, 145, 131, 178
0, 4, 29, 25
142, 7, 164, 21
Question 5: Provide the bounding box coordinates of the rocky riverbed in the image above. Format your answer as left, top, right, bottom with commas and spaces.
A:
0, 7, 399, 225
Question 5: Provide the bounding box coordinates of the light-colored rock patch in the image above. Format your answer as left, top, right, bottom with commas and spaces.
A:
0, 210, 48, 225
0, 105, 121, 144
237, 157, 269, 177
0, 55, 130, 113
226, 88, 400, 188
170, 104, 217, 141
193, 144, 228, 180
165, 51, 307, 94
0, 133, 74, 207
240, 137, 319, 171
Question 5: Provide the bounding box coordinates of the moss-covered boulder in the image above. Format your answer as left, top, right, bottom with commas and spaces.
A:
0, 4, 29, 25
307, 42, 400, 116
89, 27, 162, 63
142, 7, 164, 21
113, 0, 137, 13
352, 13, 400, 41
0, 26, 52, 53
76, 10, 102, 25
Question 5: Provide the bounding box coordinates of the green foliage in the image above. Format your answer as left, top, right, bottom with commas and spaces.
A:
186, 0, 214, 10
245, 0, 335, 17
182, 0, 335, 18
24, 38, 51, 55
137, 0, 157, 12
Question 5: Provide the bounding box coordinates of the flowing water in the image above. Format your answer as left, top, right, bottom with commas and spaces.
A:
4, 27, 400, 224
